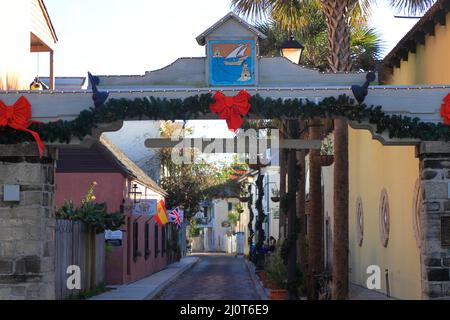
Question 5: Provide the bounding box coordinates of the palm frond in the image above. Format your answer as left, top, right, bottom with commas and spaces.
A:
230, 0, 272, 21
389, 0, 436, 16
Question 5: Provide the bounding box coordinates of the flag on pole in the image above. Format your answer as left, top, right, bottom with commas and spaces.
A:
155, 199, 169, 225
168, 207, 182, 229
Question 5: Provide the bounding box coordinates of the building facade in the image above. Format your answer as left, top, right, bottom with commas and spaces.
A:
0, 0, 57, 90
339, 0, 450, 299
55, 135, 168, 285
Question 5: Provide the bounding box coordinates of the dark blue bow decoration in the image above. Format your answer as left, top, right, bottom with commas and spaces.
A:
351, 72, 376, 104
88, 72, 109, 108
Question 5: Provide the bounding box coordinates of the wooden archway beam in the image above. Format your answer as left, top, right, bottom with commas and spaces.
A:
144, 138, 321, 152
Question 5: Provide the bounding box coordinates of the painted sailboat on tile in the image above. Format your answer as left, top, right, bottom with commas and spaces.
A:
223, 44, 248, 66
209, 40, 255, 85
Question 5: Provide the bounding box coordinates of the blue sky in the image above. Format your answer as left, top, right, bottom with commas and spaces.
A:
38, 0, 419, 77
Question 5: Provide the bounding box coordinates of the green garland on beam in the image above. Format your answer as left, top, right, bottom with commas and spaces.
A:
0, 94, 449, 145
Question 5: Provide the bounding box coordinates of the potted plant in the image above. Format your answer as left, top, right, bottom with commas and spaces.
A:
320, 136, 334, 167
265, 252, 288, 300
271, 186, 280, 202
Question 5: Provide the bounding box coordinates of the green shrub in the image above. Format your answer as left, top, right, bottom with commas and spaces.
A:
265, 251, 288, 290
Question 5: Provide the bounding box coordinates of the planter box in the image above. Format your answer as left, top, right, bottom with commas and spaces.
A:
320, 155, 334, 167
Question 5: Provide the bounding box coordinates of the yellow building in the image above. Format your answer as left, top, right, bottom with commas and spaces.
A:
347, 0, 450, 299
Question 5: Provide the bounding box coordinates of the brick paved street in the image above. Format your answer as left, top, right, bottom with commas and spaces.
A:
156, 253, 260, 300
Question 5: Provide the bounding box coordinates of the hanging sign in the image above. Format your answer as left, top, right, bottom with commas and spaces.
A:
132, 199, 157, 216
105, 230, 123, 240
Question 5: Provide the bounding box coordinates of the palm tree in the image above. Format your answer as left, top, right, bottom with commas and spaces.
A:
256, 19, 383, 71
231, 0, 434, 300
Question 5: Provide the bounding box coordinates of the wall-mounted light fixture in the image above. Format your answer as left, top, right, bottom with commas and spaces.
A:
129, 183, 142, 204
280, 35, 304, 65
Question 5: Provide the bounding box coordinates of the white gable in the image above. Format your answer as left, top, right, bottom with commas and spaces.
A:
196, 12, 266, 46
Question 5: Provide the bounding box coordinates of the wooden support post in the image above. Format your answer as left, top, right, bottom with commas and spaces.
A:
308, 118, 324, 300
49, 50, 55, 90
296, 148, 307, 297
279, 146, 287, 241
287, 148, 298, 299
144, 138, 321, 151
332, 117, 349, 300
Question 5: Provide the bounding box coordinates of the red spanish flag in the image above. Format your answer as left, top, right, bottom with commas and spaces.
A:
155, 199, 169, 226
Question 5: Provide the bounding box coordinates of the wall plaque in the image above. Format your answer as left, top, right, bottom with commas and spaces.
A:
209, 39, 255, 86
441, 216, 450, 247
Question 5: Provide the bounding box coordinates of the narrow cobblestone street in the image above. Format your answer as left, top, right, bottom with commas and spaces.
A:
156, 254, 260, 300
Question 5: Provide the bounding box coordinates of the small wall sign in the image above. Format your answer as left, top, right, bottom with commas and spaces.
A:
106, 239, 122, 247
105, 230, 123, 240
132, 199, 157, 216
3, 184, 20, 202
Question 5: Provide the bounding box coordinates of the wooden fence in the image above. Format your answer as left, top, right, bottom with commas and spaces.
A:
55, 219, 105, 300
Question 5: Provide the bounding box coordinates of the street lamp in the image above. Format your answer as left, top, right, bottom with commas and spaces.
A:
280, 35, 304, 65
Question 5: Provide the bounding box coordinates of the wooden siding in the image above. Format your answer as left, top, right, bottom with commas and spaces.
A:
55, 220, 105, 300
31, 0, 56, 51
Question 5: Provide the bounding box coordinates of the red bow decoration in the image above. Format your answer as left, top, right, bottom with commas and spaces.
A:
0, 96, 44, 157
209, 90, 251, 132
441, 93, 450, 125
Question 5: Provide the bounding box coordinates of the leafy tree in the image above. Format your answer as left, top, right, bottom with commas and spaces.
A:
158, 121, 239, 218
227, 210, 240, 228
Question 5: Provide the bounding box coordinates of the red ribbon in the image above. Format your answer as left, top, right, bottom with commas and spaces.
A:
441, 93, 450, 125
209, 90, 251, 132
0, 96, 44, 157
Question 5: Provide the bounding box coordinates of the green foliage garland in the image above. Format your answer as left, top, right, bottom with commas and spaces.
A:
1, 94, 449, 146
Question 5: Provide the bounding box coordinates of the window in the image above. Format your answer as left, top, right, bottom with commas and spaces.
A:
356, 196, 364, 247
145, 222, 150, 259
154, 224, 159, 257
379, 189, 390, 247
228, 202, 233, 211
162, 226, 166, 256
133, 221, 139, 261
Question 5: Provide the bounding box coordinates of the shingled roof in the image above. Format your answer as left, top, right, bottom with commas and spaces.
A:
98, 135, 167, 196
383, 0, 450, 69
196, 11, 267, 46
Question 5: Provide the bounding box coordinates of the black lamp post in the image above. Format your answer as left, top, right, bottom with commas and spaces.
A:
280, 35, 305, 65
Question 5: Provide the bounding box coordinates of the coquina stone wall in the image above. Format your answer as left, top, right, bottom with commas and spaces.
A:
419, 142, 450, 299
0, 144, 56, 300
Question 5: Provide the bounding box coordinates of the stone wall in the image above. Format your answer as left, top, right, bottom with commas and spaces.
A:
419, 142, 450, 299
0, 144, 56, 300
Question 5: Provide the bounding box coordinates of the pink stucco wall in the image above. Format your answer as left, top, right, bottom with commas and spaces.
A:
55, 172, 167, 285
